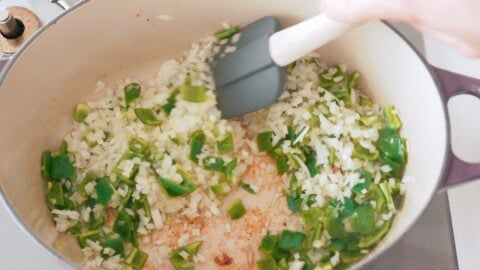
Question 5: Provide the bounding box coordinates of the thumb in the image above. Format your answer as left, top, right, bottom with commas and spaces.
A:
320, 0, 410, 24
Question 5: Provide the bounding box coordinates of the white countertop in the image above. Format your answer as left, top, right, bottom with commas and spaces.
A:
0, 1, 479, 269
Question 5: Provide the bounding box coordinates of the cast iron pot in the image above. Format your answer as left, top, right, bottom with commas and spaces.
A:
0, 0, 479, 268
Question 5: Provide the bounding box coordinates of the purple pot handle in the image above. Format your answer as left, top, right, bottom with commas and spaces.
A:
0, 57, 8, 75
433, 66, 480, 188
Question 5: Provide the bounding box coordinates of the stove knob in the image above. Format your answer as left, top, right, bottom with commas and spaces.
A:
0, 8, 24, 39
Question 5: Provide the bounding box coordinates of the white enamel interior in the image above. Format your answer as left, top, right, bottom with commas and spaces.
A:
0, 0, 448, 268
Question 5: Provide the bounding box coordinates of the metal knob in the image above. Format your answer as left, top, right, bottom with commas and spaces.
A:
0, 8, 24, 39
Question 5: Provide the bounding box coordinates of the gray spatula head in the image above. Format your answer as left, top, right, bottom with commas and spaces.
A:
213, 17, 285, 119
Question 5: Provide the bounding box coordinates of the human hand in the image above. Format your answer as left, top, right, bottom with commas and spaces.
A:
320, 0, 480, 57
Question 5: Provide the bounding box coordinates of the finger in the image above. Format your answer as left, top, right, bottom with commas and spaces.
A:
415, 23, 480, 58
320, 0, 412, 24
453, 43, 480, 58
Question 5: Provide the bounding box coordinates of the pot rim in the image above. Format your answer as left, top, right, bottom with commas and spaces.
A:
0, 1, 453, 268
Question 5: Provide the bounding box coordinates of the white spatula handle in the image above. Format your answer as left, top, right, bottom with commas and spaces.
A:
269, 14, 356, 66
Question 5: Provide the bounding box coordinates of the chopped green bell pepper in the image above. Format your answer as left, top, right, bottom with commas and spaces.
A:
257, 131, 274, 152
351, 203, 376, 236
189, 130, 205, 163
95, 178, 114, 206
128, 137, 148, 153
134, 108, 162, 126
203, 156, 225, 172
383, 105, 402, 130
74, 103, 91, 123
379, 181, 396, 212
47, 181, 64, 208
240, 182, 257, 194
359, 219, 392, 248
211, 182, 230, 195
162, 89, 180, 115
125, 247, 149, 269
259, 232, 279, 253
214, 26, 239, 40
377, 128, 406, 165
217, 132, 234, 154
352, 170, 372, 194
305, 154, 319, 177
170, 241, 202, 270
50, 153, 76, 181
157, 177, 197, 197
180, 83, 207, 103
41, 151, 53, 180
227, 199, 246, 220
257, 255, 277, 270
102, 237, 125, 257
113, 209, 133, 241
348, 71, 360, 91
77, 229, 101, 248
352, 144, 379, 161
124, 82, 141, 107
326, 216, 346, 238
277, 230, 306, 251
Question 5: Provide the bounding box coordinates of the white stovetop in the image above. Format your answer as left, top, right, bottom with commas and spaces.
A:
1, 1, 480, 269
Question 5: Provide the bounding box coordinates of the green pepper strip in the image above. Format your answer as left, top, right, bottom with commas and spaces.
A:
95, 178, 114, 206
352, 143, 379, 161
214, 26, 239, 40
125, 247, 149, 270
348, 71, 360, 91
223, 158, 237, 183
379, 181, 396, 212
358, 219, 392, 248
41, 151, 53, 180
377, 128, 406, 165
77, 230, 101, 248
352, 170, 372, 194
257, 255, 277, 270
113, 209, 133, 241
162, 89, 179, 116
227, 199, 246, 220
170, 241, 203, 270
240, 182, 257, 194
112, 151, 144, 184
189, 130, 206, 163
101, 237, 125, 257
134, 108, 162, 126
277, 230, 306, 251
303, 223, 323, 251
326, 216, 346, 238
124, 82, 141, 106
351, 203, 376, 236
217, 132, 234, 154
50, 153, 76, 180
180, 83, 207, 103
47, 181, 64, 208
257, 131, 274, 152
88, 211, 105, 230
203, 156, 225, 172
157, 176, 197, 197
74, 103, 91, 123
140, 195, 152, 221
259, 232, 279, 253
176, 165, 194, 182
359, 115, 381, 126
383, 105, 402, 130
128, 137, 148, 153
211, 182, 230, 195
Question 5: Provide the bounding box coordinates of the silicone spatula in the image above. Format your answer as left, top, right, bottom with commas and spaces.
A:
213, 15, 355, 118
